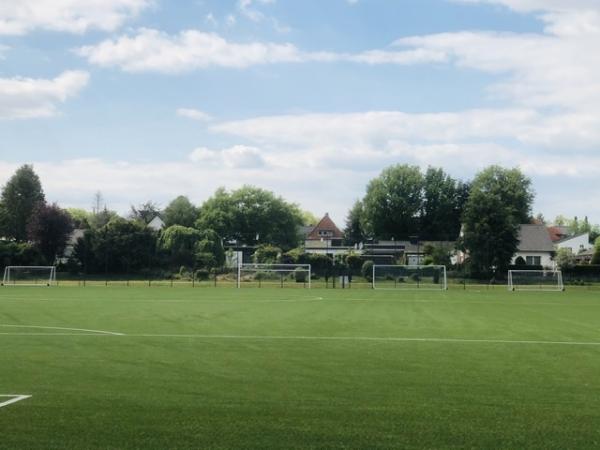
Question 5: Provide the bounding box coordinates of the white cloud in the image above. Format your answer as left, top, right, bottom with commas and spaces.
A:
0, 0, 151, 35
0, 70, 89, 119
177, 108, 212, 122
212, 109, 539, 147
189, 145, 266, 169
76, 28, 456, 73
210, 109, 600, 176
77, 28, 307, 73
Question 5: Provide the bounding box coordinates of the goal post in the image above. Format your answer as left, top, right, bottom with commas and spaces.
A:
508, 270, 564, 292
2, 266, 57, 286
237, 263, 311, 288
372, 265, 447, 290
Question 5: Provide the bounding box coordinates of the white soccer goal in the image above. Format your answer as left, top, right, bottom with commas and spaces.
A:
2, 266, 57, 286
372, 265, 447, 290
508, 270, 564, 292
237, 263, 311, 288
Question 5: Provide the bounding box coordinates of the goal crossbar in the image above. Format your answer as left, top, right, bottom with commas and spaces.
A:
372, 265, 447, 290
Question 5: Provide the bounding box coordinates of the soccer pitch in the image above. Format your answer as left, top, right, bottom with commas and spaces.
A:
1, 287, 600, 449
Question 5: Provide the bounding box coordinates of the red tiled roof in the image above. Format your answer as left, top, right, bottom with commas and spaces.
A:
306, 213, 344, 240
547, 226, 569, 242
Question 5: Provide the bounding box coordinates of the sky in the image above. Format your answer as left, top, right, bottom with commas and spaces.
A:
1, 0, 599, 227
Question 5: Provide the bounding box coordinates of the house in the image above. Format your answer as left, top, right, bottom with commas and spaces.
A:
512, 224, 555, 268
361, 239, 456, 265
574, 248, 594, 265
148, 216, 165, 231
303, 213, 354, 257
553, 232, 592, 255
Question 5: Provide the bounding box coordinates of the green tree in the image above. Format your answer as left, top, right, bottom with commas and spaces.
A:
362, 164, 423, 239
0, 165, 45, 241
89, 207, 119, 229
163, 196, 198, 228
344, 200, 366, 245
158, 225, 202, 267
196, 186, 303, 250
73, 218, 157, 274
555, 248, 576, 270
301, 210, 320, 226
194, 229, 225, 269
422, 242, 452, 266
130, 201, 161, 225
421, 167, 469, 241
67, 208, 91, 229
253, 244, 281, 263
462, 166, 534, 276
361, 260, 374, 282
27, 203, 74, 264
592, 238, 600, 265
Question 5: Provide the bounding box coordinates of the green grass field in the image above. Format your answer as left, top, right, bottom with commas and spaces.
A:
1, 286, 600, 449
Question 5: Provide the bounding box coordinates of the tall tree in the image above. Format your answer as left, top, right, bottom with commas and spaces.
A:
196, 186, 303, 250
0, 165, 45, 241
344, 200, 366, 245
462, 166, 534, 276
420, 167, 469, 241
163, 196, 198, 228
27, 203, 74, 263
361, 164, 423, 239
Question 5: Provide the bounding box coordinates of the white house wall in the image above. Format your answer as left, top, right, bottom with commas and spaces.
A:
512, 252, 555, 269
555, 234, 591, 253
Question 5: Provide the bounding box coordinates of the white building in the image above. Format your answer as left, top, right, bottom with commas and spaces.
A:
554, 232, 592, 254
512, 224, 555, 268
148, 216, 165, 231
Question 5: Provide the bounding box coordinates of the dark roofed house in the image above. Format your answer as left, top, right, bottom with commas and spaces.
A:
512, 224, 556, 268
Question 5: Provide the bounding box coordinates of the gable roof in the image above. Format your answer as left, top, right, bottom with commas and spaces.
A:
518, 224, 555, 252
148, 216, 165, 231
306, 213, 344, 240
554, 232, 589, 245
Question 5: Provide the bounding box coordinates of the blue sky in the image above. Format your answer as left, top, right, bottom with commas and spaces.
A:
0, 0, 599, 226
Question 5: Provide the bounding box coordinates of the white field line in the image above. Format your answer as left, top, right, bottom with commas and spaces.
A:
0, 395, 32, 409
0, 325, 124, 335
1, 332, 600, 346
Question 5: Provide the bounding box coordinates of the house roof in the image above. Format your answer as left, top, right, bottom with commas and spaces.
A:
306, 213, 344, 240
299, 225, 315, 239
148, 216, 165, 231
547, 226, 571, 242
518, 224, 555, 252
554, 232, 589, 245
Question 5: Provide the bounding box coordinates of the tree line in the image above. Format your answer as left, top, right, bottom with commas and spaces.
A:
1, 163, 599, 278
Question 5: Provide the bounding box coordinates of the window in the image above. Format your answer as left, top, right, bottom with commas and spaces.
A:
526, 256, 541, 266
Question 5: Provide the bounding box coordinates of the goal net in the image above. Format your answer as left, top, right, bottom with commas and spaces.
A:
2, 266, 57, 286
237, 263, 311, 288
508, 270, 564, 291
372, 265, 447, 290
